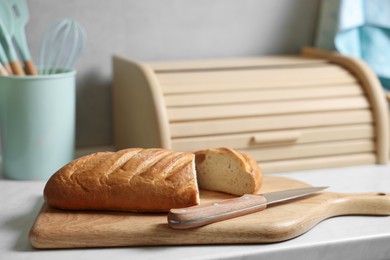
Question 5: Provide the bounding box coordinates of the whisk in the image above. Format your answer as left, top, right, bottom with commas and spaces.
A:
39, 19, 86, 75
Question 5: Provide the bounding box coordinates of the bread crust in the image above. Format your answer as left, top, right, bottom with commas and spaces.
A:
44, 148, 200, 212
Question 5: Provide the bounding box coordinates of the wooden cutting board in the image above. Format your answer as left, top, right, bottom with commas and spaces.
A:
29, 176, 390, 249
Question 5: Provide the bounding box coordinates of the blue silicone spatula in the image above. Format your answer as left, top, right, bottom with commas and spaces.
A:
0, 15, 24, 75
4, 0, 37, 75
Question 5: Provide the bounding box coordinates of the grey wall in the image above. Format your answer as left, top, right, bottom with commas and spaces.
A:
27, 0, 321, 148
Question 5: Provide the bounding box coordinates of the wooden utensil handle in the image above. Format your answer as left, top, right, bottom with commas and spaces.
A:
10, 60, 25, 76
168, 194, 267, 229
0, 65, 9, 76
2, 62, 12, 75
24, 60, 38, 75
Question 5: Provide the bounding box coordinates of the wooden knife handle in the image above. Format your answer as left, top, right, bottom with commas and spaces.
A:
168, 194, 267, 229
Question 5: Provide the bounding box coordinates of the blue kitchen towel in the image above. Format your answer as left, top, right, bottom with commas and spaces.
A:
315, 0, 390, 89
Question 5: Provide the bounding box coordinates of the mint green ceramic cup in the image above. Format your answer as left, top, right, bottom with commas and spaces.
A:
0, 71, 76, 180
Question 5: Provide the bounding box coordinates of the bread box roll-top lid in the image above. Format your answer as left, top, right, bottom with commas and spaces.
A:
112, 47, 389, 173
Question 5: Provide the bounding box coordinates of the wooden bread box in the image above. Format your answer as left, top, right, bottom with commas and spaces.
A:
112, 47, 389, 173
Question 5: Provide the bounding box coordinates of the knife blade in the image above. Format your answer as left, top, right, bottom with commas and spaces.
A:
168, 186, 327, 229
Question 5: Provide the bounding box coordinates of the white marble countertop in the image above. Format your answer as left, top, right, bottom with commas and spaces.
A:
1, 164, 390, 260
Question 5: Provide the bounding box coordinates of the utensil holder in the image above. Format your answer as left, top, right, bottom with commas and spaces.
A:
0, 70, 76, 180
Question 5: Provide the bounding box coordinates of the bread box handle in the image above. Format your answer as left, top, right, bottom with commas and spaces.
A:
251, 131, 302, 146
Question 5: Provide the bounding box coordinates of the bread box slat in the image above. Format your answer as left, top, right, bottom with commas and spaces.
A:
113, 47, 389, 173
241, 139, 374, 162
167, 96, 370, 122
158, 65, 357, 94
171, 124, 374, 151
164, 84, 364, 107
261, 153, 376, 173
169, 110, 373, 138
147, 55, 327, 71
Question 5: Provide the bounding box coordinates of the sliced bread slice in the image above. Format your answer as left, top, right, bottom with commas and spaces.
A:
194, 147, 262, 196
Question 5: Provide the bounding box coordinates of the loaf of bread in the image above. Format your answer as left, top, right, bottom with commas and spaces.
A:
44, 147, 262, 212
44, 148, 200, 212
195, 147, 262, 196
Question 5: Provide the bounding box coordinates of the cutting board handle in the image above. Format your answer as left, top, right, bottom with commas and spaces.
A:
328, 192, 390, 216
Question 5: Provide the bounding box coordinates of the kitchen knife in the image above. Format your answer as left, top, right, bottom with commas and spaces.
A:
168, 186, 327, 229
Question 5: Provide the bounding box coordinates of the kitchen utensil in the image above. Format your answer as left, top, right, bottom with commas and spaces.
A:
28, 176, 390, 249
0, 60, 9, 76
167, 186, 327, 229
0, 0, 13, 74
39, 19, 86, 75
4, 0, 37, 75
0, 41, 11, 74
0, 14, 24, 75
